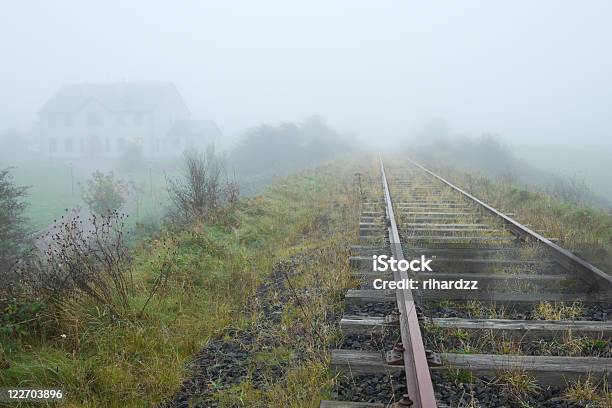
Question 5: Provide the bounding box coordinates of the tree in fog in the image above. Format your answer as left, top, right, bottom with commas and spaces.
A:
230, 123, 300, 174
229, 116, 348, 176
0, 168, 29, 282
82, 171, 126, 216
300, 115, 347, 160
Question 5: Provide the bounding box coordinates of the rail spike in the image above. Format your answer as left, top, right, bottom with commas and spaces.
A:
385, 342, 405, 365
391, 394, 414, 407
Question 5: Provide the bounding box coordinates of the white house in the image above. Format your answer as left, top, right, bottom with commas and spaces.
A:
38, 82, 220, 158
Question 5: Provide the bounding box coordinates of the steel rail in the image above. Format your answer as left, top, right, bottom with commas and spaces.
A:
406, 158, 612, 291
380, 160, 438, 408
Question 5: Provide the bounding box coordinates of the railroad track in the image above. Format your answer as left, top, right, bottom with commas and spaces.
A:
322, 159, 611, 408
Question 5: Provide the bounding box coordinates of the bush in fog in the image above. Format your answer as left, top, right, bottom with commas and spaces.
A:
549, 177, 591, 206
119, 142, 144, 171
0, 168, 29, 293
229, 116, 348, 176
167, 150, 239, 224
81, 171, 126, 216
21, 212, 132, 317
411, 128, 610, 209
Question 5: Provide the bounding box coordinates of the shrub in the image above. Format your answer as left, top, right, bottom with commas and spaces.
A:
0, 300, 44, 336
167, 150, 239, 225
81, 171, 126, 216
22, 211, 132, 317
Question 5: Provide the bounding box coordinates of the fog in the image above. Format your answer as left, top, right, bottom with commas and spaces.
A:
3, 4, 612, 402
1, 1, 611, 148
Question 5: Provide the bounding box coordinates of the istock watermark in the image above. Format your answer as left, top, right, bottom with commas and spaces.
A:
372, 278, 479, 290
370, 254, 479, 291
372, 255, 433, 272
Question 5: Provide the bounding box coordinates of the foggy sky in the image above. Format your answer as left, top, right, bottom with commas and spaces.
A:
2, 1, 611, 148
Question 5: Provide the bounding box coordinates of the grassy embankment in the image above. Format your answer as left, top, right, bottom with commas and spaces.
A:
409, 162, 612, 406
422, 163, 612, 273
0, 159, 365, 407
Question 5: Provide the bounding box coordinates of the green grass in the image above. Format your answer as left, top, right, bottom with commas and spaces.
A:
0, 160, 82, 230
0, 158, 363, 407
0, 159, 179, 231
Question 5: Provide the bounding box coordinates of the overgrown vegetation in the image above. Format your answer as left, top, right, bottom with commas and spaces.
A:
22, 212, 133, 317
532, 301, 584, 321
0, 157, 361, 407
81, 170, 126, 216
564, 377, 612, 408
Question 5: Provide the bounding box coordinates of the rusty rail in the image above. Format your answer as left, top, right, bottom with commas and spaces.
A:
380, 160, 438, 408
406, 158, 612, 292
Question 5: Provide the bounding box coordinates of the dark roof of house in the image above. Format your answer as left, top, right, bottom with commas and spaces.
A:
40, 81, 188, 114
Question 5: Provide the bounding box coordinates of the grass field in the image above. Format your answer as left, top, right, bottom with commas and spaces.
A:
0, 159, 180, 231
1, 160, 83, 230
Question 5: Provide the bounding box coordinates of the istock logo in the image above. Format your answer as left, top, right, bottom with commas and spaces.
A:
372, 255, 433, 272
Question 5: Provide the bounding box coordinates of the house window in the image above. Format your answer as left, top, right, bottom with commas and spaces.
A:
88, 113, 102, 126
105, 138, 110, 152
133, 112, 143, 126
49, 138, 57, 153
64, 114, 72, 126
117, 137, 125, 152
65, 138, 73, 152
48, 114, 57, 127
116, 113, 125, 126
80, 138, 85, 152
